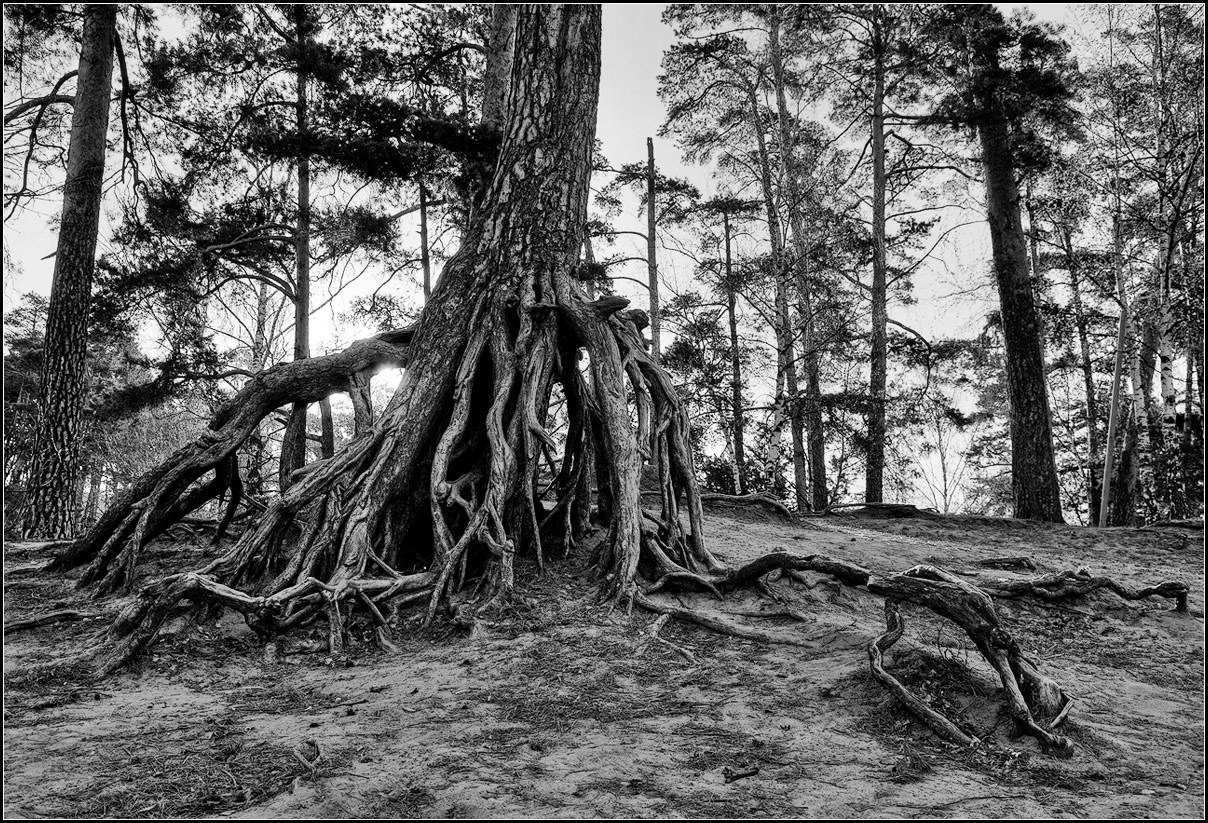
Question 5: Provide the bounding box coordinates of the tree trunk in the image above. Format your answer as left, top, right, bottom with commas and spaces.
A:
81, 464, 103, 528
90, 6, 718, 673
747, 89, 795, 503
769, 10, 825, 511
245, 280, 273, 498
865, 9, 888, 504
646, 137, 661, 361
318, 397, 335, 459
1063, 230, 1102, 516
723, 212, 746, 495
419, 182, 433, 299
279, 4, 313, 494
977, 112, 1064, 522
21, 4, 117, 539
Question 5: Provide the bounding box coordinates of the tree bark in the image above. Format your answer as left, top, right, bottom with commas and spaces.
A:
1063, 229, 1102, 516
865, 8, 888, 504
279, 4, 313, 494
646, 136, 661, 360
21, 4, 117, 539
977, 112, 1064, 522
723, 212, 746, 495
419, 182, 433, 299
769, 9, 825, 511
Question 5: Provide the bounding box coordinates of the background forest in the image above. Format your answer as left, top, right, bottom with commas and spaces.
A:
3, 2, 1204, 540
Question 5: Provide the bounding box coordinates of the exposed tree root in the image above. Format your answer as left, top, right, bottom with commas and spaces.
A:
699, 493, 794, 519
821, 502, 946, 519
980, 567, 1189, 612
49, 329, 413, 591
77, 6, 722, 677
4, 609, 97, 634
45, 9, 1193, 769
868, 599, 979, 747
633, 550, 1189, 756
866, 565, 1073, 755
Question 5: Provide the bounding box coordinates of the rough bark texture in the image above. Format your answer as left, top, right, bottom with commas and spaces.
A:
769, 11, 826, 512
279, 3, 314, 494
977, 112, 1064, 522
646, 137, 661, 360
48, 330, 412, 585
724, 214, 746, 495
865, 10, 888, 504
20, 5, 117, 539
85, 5, 716, 674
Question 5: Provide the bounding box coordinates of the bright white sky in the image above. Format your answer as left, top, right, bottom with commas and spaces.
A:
5, 3, 1072, 345
0, 2, 1083, 512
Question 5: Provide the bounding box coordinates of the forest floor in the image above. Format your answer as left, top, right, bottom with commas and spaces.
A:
3, 506, 1204, 819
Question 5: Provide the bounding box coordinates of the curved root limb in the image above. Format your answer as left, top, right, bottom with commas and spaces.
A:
96, 568, 434, 676
869, 600, 979, 747
53, 330, 412, 588
981, 567, 1189, 613
867, 565, 1073, 755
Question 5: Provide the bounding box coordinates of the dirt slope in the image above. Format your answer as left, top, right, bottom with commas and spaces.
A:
3, 507, 1204, 818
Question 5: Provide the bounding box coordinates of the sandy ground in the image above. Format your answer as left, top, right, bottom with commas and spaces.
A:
3, 506, 1204, 818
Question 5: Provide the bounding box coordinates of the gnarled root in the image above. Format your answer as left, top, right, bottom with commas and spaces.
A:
867, 565, 1073, 755
981, 567, 1189, 613
50, 329, 412, 592
868, 600, 979, 747
95, 568, 434, 676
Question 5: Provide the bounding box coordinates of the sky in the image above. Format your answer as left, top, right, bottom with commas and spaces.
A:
1, 3, 1089, 511
6, 3, 1073, 345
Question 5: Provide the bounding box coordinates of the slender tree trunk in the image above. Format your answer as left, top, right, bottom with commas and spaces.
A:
977, 112, 1064, 522
769, 10, 825, 511
1064, 230, 1102, 515
82, 464, 103, 528
723, 212, 746, 495
420, 182, 432, 300
646, 137, 660, 360
21, 5, 117, 538
1099, 306, 1128, 527
318, 397, 335, 458
865, 10, 888, 504
746, 87, 797, 503
245, 281, 272, 498
280, 4, 313, 493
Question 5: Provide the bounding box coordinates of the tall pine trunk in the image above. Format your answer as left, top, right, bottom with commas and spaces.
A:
723, 212, 746, 495
977, 113, 1064, 522
1063, 230, 1102, 515
769, 10, 825, 511
646, 137, 661, 360
279, 4, 313, 493
21, 5, 117, 539
865, 10, 889, 504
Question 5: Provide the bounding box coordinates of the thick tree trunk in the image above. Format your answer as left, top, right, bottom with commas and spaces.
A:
977, 114, 1064, 522
91, 6, 718, 673
20, 4, 117, 539
865, 11, 888, 504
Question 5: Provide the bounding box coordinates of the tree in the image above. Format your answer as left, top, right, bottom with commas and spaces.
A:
921, 6, 1077, 522
61, 4, 717, 673
19, 4, 117, 538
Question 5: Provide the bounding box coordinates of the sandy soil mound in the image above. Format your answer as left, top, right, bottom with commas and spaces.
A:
3, 508, 1203, 818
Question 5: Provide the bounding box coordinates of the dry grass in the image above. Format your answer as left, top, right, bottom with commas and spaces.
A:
53, 726, 336, 818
